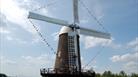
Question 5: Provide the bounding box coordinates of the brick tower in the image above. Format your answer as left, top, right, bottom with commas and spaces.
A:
54, 26, 81, 74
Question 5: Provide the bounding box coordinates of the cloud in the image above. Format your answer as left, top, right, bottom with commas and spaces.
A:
0, 26, 41, 44
83, 36, 111, 48
110, 52, 138, 62
110, 37, 138, 73
0, 12, 7, 27
0, 27, 11, 34
82, 36, 137, 51
5, 36, 13, 41
51, 32, 59, 41
20, 54, 55, 77
0, 27, 29, 44
92, 0, 104, 20
0, 56, 16, 65
17, 0, 40, 10
0, 0, 50, 35
0, 13, 11, 34
110, 52, 138, 73
79, 0, 104, 24
127, 37, 138, 46
4, 35, 28, 44
0, 54, 55, 77
1, 0, 34, 34
31, 36, 41, 44
127, 37, 138, 51
0, 0, 49, 45
124, 61, 138, 73
21, 54, 54, 66
81, 36, 122, 49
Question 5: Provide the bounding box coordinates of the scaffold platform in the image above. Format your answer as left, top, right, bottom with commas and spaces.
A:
40, 68, 95, 77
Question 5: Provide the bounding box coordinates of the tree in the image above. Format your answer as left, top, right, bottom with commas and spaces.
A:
96, 73, 101, 77
131, 73, 138, 77
119, 71, 127, 77
95, 70, 138, 77
0, 73, 7, 77
102, 71, 114, 77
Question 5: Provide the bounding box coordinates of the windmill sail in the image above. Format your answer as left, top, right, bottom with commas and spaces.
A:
79, 27, 111, 39
73, 0, 79, 23
28, 12, 70, 26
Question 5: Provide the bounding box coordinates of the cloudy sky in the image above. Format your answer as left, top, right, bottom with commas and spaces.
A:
0, 0, 138, 77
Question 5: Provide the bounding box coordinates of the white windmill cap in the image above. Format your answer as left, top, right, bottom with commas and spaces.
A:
59, 26, 73, 35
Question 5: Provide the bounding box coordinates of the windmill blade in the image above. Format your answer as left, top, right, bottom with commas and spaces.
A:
73, 0, 79, 23
79, 27, 111, 39
28, 12, 70, 26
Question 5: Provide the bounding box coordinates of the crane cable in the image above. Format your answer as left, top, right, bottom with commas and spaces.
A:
28, 19, 56, 54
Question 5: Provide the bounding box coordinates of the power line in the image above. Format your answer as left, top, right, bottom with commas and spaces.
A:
28, 19, 56, 54
78, 0, 109, 33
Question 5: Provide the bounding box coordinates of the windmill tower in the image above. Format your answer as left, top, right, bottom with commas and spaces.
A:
28, 0, 111, 76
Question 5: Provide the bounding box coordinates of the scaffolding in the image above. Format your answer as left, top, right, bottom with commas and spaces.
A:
40, 68, 95, 77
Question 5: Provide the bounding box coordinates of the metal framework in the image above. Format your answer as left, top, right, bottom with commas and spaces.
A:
40, 68, 95, 77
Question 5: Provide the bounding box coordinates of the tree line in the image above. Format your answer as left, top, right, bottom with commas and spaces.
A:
95, 71, 138, 77
1, 70, 138, 77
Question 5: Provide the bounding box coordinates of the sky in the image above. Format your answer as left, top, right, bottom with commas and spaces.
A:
0, 0, 138, 77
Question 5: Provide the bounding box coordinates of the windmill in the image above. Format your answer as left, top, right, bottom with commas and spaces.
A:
28, 0, 111, 76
